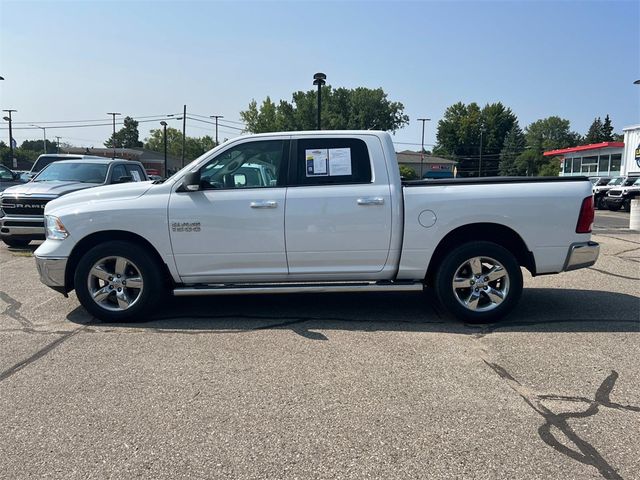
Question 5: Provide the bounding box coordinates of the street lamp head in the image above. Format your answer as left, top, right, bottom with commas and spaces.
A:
313, 72, 326, 81
160, 121, 167, 126
634, 80, 640, 85
2, 117, 10, 122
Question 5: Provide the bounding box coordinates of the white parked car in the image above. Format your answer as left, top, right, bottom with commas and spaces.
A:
34, 131, 598, 323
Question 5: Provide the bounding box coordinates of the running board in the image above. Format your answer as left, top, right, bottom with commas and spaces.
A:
173, 281, 424, 297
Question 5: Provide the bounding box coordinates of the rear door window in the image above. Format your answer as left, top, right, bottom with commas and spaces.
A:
292, 138, 372, 186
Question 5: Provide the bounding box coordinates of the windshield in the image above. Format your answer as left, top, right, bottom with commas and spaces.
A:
607, 177, 624, 186
633, 178, 640, 186
34, 162, 108, 183
32, 156, 80, 173
623, 178, 636, 187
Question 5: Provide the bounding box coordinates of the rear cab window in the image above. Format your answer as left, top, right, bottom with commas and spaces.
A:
125, 164, 146, 182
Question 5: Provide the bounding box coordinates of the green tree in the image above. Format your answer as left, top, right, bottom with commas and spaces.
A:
20, 139, 58, 154
583, 117, 605, 144
538, 158, 561, 176
104, 116, 143, 148
434, 102, 518, 176
144, 127, 216, 162
240, 85, 409, 133
513, 149, 539, 176
524, 116, 580, 153
602, 114, 614, 141
399, 165, 418, 180
524, 116, 581, 175
498, 123, 526, 176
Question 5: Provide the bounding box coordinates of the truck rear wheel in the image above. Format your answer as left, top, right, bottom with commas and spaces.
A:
74, 241, 165, 322
434, 241, 523, 324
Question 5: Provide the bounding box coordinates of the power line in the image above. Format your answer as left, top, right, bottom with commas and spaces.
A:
12, 113, 181, 125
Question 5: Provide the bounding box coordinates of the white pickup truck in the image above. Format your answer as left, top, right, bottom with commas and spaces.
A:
34, 131, 599, 323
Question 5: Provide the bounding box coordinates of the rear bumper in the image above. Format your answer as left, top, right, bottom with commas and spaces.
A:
0, 216, 45, 238
35, 255, 67, 289
563, 241, 599, 271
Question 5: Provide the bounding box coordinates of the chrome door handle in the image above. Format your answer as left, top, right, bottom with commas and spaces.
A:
357, 197, 385, 206
250, 200, 278, 208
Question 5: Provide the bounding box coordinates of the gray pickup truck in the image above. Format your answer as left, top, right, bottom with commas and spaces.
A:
0, 158, 148, 247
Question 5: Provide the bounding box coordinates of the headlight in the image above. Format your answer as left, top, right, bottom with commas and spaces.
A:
45, 215, 69, 240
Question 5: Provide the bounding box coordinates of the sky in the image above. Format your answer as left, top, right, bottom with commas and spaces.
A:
1, 0, 639, 152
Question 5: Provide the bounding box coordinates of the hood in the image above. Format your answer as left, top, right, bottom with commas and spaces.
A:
1, 180, 97, 197
45, 181, 154, 214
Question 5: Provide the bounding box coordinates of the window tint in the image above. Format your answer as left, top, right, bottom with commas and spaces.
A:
295, 138, 371, 186
199, 140, 285, 190
111, 165, 127, 182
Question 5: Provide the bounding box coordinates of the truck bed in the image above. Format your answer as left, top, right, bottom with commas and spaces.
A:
402, 176, 589, 187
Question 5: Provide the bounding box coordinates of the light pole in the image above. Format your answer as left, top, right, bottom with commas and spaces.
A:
160, 121, 168, 176
313, 73, 326, 130
106, 112, 121, 157
55, 136, 61, 153
2, 109, 17, 168
417, 118, 431, 179
479, 126, 486, 177
210, 115, 223, 145
30, 124, 47, 153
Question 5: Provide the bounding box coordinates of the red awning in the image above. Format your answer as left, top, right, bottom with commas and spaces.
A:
543, 142, 624, 157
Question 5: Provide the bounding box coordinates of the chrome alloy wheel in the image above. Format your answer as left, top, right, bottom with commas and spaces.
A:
87, 256, 144, 312
451, 256, 510, 312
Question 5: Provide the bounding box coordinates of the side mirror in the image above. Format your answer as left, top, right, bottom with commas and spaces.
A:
13, 172, 20, 180
180, 170, 201, 192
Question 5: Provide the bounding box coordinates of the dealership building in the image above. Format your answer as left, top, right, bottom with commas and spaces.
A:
546, 124, 640, 177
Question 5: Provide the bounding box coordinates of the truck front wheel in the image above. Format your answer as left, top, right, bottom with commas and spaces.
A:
434, 241, 523, 324
74, 241, 165, 322
2, 237, 31, 248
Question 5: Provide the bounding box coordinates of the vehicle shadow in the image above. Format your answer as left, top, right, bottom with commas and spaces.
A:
66, 288, 640, 339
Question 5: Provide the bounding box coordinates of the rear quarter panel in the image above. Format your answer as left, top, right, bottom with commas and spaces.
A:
398, 180, 593, 279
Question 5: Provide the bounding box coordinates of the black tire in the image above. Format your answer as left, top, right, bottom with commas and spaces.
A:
594, 195, 604, 210
622, 199, 631, 212
2, 237, 31, 248
74, 241, 165, 322
434, 241, 523, 324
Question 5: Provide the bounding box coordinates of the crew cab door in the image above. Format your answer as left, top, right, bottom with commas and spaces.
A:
285, 136, 392, 275
168, 139, 289, 282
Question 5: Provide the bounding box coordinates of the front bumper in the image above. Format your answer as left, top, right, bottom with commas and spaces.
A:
35, 255, 67, 289
0, 216, 45, 238
563, 241, 600, 272
603, 196, 624, 207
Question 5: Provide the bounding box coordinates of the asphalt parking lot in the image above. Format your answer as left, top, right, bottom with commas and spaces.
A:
0, 210, 638, 480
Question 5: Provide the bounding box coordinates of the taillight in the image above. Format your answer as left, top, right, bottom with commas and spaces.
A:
576, 196, 594, 233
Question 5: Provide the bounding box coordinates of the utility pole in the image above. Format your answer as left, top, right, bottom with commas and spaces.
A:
107, 112, 121, 158
55, 136, 61, 153
181, 105, 186, 167
313, 73, 326, 130
31, 125, 47, 153
209, 115, 223, 145
160, 121, 168, 176
417, 118, 431, 179
2, 109, 17, 168
479, 127, 485, 177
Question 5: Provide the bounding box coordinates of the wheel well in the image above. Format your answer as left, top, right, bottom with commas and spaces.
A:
65, 231, 173, 291
425, 223, 536, 286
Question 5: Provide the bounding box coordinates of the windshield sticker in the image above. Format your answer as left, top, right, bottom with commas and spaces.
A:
131, 170, 142, 182
305, 149, 328, 176
328, 148, 352, 176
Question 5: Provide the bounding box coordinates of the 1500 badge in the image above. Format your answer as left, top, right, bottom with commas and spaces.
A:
171, 222, 201, 232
